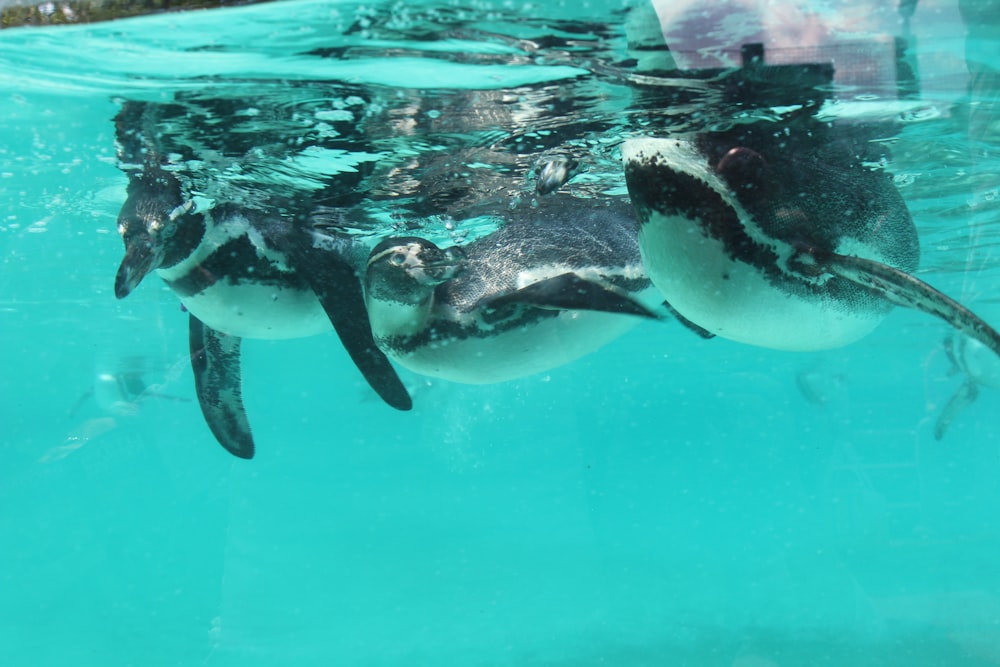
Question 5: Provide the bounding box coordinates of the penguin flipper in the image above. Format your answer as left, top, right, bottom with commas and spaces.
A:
934, 380, 980, 441
480, 272, 660, 319
290, 239, 413, 411
662, 300, 716, 339
189, 315, 254, 459
821, 251, 1000, 361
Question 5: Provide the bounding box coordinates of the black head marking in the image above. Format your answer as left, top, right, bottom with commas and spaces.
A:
114, 166, 205, 298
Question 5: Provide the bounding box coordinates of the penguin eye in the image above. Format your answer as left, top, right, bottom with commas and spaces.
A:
716, 146, 768, 191
390, 252, 407, 266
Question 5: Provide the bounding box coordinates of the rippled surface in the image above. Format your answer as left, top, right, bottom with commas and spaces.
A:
2, 1, 1000, 665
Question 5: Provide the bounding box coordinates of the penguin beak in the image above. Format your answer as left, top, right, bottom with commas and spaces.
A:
416, 246, 464, 283
114, 229, 165, 299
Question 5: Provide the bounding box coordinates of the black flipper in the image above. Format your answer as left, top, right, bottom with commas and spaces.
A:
290, 235, 412, 411
662, 300, 716, 339
814, 250, 1000, 362
934, 380, 980, 441
478, 272, 660, 319
189, 315, 254, 459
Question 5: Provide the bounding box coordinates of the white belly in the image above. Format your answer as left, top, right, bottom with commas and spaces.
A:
388, 310, 642, 384
639, 213, 883, 350
171, 279, 331, 340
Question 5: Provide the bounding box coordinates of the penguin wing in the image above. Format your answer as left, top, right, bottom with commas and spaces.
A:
813, 250, 1000, 363
189, 315, 255, 459
290, 235, 413, 411
477, 272, 660, 319
934, 380, 980, 441
661, 300, 716, 339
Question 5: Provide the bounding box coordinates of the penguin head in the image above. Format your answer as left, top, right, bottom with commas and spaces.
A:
114, 166, 203, 299
365, 236, 464, 306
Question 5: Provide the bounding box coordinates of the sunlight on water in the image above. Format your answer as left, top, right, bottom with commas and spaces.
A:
1, 1, 999, 665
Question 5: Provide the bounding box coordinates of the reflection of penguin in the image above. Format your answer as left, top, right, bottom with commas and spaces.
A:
91, 369, 181, 417
50, 357, 190, 463
935, 333, 1000, 440
931, 1, 1000, 441
795, 367, 849, 408
68, 356, 189, 419
365, 197, 661, 383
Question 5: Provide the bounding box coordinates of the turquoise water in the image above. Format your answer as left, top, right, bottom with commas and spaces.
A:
2, 0, 1000, 664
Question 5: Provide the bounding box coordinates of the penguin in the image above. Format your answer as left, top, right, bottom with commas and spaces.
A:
363, 197, 662, 384
535, 157, 581, 196
114, 162, 411, 459
621, 126, 1000, 364
934, 333, 1000, 440
68, 355, 190, 420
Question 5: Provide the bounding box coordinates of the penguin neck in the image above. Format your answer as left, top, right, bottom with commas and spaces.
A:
368, 292, 435, 339
160, 211, 207, 269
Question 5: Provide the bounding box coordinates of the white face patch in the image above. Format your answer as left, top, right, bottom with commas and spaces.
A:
367, 242, 422, 272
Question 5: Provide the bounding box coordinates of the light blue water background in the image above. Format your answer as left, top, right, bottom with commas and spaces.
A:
1, 1, 999, 665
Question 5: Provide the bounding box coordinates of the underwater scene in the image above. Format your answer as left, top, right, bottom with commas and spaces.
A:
1, 0, 999, 664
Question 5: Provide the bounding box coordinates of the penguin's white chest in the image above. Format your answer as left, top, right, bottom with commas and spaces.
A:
639, 212, 883, 350
162, 273, 331, 340
154, 213, 333, 340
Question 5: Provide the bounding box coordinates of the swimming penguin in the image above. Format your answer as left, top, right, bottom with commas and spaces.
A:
363, 197, 661, 383
934, 333, 1000, 440
621, 127, 1000, 363
68, 355, 190, 419
535, 157, 581, 196
114, 162, 411, 459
